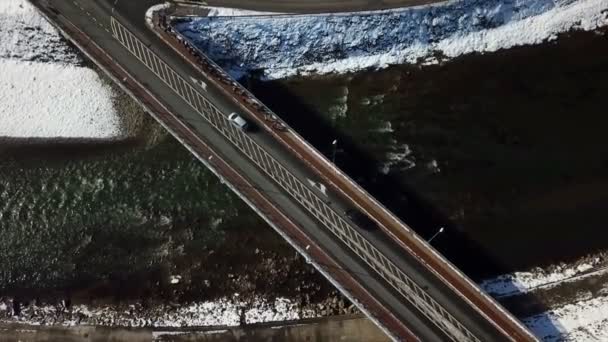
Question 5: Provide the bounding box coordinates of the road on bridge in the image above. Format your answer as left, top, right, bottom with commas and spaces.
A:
29, 1, 537, 341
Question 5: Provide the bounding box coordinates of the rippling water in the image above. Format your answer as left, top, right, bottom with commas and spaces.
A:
0, 138, 249, 292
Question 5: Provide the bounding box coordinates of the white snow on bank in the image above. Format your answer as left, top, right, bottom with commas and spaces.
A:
525, 294, 608, 341
0, 0, 79, 64
147, 3, 171, 26
177, 0, 608, 79
0, 0, 50, 26
0, 59, 122, 139
139, 297, 303, 327
206, 6, 279, 17
1, 297, 308, 327
437, 0, 608, 58
6, 291, 608, 342
478, 258, 608, 339
0, 0, 124, 139
481, 259, 603, 298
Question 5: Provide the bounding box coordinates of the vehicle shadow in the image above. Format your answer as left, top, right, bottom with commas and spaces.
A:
247, 77, 563, 340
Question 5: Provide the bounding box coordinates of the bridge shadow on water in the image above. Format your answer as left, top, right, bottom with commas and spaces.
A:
247, 77, 563, 340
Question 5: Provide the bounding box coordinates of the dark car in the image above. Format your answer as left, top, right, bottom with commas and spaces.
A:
345, 209, 377, 230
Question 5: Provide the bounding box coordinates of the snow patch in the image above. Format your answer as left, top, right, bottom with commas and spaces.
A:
146, 3, 171, 26
206, 6, 281, 17
481, 259, 603, 298
524, 294, 608, 341
0, 60, 123, 139
0, 0, 80, 64
0, 0, 125, 139
0, 297, 309, 327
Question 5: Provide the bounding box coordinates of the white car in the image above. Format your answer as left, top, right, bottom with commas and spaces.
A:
228, 112, 249, 130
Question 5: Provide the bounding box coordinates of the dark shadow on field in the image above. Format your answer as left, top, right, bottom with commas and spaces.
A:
246, 76, 558, 339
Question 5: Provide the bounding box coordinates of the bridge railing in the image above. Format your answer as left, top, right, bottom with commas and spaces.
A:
111, 16, 482, 342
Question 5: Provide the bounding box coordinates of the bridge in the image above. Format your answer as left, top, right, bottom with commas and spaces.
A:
30, 1, 538, 341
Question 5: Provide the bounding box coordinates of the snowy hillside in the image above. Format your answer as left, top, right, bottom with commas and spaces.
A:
0, 0, 123, 139
177, 0, 608, 79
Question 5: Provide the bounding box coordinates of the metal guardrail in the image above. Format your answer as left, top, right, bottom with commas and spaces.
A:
110, 17, 481, 342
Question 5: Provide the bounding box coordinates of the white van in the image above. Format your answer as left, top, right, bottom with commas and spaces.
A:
228, 112, 249, 130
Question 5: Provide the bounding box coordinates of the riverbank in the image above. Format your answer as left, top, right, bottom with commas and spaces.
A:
0, 315, 387, 342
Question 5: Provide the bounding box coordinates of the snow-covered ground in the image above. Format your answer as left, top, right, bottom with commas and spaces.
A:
177, 0, 608, 79
0, 59, 122, 139
3, 287, 608, 341
0, 0, 124, 139
481, 258, 605, 298
2, 258, 608, 341
205, 6, 279, 17
525, 294, 608, 341
475, 256, 608, 340
0, 297, 314, 327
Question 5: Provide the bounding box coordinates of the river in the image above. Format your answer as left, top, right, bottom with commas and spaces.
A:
0, 28, 606, 304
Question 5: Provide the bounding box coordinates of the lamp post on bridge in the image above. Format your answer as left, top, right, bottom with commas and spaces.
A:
427, 226, 444, 244
331, 139, 338, 164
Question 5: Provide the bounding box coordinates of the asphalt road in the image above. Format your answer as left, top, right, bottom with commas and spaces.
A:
32, 1, 519, 341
